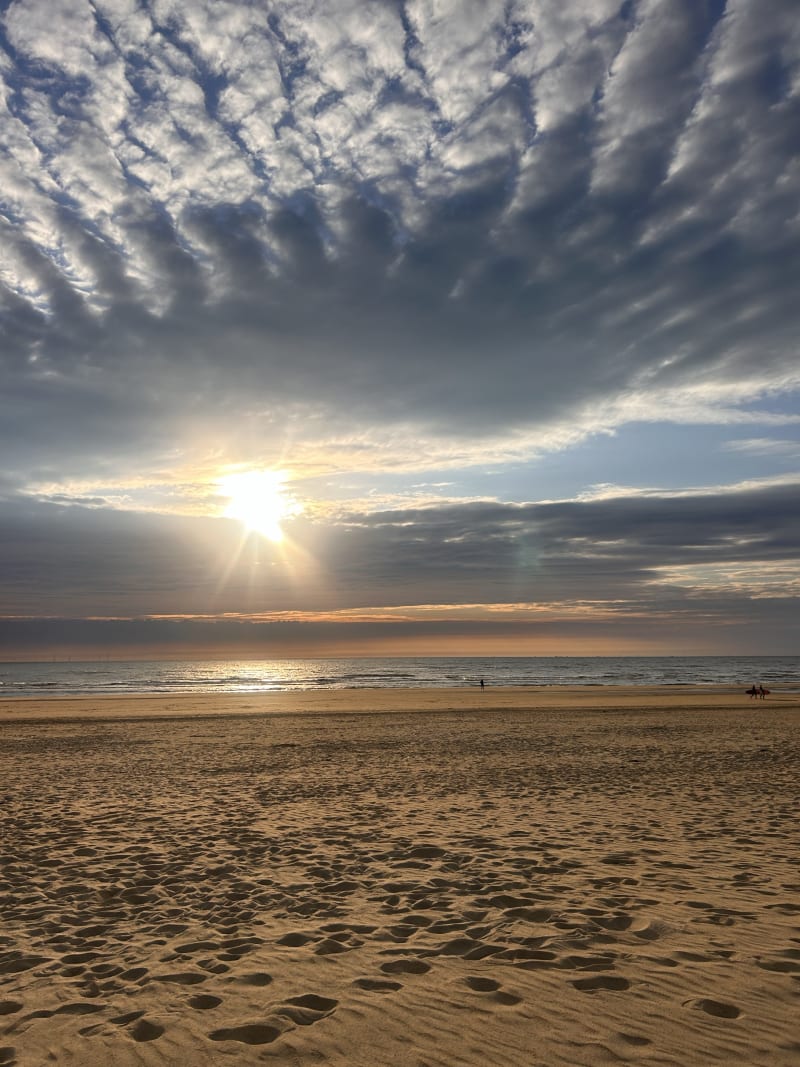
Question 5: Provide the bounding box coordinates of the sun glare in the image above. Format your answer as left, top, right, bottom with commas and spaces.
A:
221, 470, 289, 541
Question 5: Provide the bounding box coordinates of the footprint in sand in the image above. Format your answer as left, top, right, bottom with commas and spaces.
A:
407, 845, 446, 859
277, 994, 338, 1026
235, 972, 273, 986
0, 1047, 15, 1065
314, 938, 351, 955
188, 995, 222, 1010
175, 940, 219, 954
503, 906, 554, 922
632, 920, 671, 941
130, 1019, 165, 1042
0, 956, 48, 975
600, 852, 638, 866
686, 998, 741, 1019
618, 1032, 652, 1047
465, 977, 523, 1005
153, 971, 206, 985
201, 961, 229, 975
757, 957, 800, 973
380, 959, 431, 975
466, 976, 500, 992
438, 937, 499, 960
110, 1011, 145, 1026
492, 991, 523, 1005
53, 1003, 105, 1016
277, 932, 315, 947
387, 923, 420, 940
209, 1022, 282, 1045
572, 976, 631, 993
221, 937, 262, 956
91, 963, 122, 978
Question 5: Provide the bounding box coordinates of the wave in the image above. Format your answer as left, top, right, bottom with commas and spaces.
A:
1, 655, 798, 697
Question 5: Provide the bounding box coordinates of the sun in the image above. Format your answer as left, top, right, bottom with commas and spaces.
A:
220, 470, 289, 541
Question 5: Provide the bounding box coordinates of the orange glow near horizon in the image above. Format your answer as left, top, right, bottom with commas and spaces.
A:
1, 631, 688, 663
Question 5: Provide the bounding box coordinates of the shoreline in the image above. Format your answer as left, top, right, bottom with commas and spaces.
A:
1, 683, 796, 722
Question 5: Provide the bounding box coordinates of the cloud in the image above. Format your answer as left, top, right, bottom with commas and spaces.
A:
0, 0, 797, 491
2, 480, 797, 638
724, 438, 800, 460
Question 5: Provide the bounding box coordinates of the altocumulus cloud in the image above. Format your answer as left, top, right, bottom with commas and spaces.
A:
1, 0, 799, 484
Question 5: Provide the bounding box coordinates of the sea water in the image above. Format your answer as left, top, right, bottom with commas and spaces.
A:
0, 656, 797, 697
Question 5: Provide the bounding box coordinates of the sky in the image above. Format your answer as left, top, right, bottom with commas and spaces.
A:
1, 0, 799, 660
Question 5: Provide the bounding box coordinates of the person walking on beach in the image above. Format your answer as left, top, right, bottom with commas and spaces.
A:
480, 678, 485, 690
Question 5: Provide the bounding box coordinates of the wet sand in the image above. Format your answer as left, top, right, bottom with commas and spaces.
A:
1, 688, 798, 1065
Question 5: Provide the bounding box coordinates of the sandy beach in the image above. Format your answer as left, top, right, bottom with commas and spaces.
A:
1, 687, 798, 1066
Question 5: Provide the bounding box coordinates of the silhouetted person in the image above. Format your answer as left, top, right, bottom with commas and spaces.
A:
480, 678, 485, 690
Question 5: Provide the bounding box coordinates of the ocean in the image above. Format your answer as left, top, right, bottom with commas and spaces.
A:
0, 656, 797, 697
